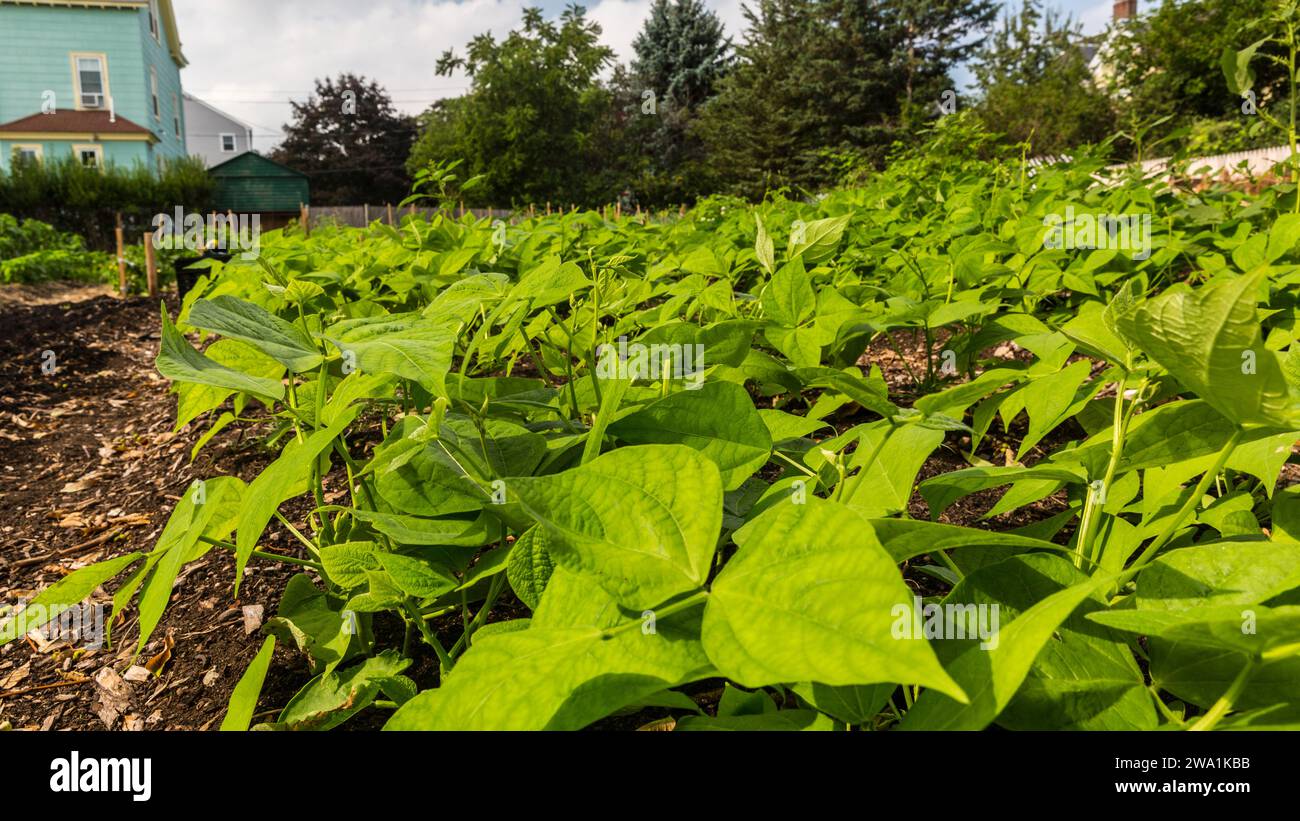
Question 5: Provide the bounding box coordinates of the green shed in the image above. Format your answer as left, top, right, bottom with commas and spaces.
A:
209, 151, 309, 216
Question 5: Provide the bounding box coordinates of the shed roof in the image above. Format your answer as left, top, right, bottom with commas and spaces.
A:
209, 151, 308, 178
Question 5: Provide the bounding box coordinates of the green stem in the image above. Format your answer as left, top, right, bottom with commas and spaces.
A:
197, 535, 322, 570
1119, 428, 1241, 588
1188, 658, 1256, 731
403, 600, 455, 673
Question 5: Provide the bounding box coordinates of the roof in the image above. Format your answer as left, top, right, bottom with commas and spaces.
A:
209, 151, 309, 179
0, 109, 155, 140
0, 0, 187, 67
183, 93, 255, 133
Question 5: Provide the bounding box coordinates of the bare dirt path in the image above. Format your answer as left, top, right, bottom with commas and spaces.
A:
0, 284, 299, 730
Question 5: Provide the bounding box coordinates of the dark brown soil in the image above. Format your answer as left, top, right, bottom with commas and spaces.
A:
0, 284, 305, 730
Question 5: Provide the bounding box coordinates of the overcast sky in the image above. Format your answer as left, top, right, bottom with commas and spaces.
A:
173, 0, 1143, 150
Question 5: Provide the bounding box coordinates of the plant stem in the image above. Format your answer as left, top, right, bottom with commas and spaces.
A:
1119, 428, 1241, 588
197, 535, 323, 570
1188, 658, 1256, 731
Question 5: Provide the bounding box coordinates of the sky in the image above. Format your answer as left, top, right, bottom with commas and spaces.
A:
173, 0, 1144, 151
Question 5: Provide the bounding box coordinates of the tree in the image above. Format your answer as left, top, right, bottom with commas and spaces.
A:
623, 0, 732, 204
424, 5, 614, 207
1104, 0, 1286, 154
632, 0, 732, 112
892, 0, 999, 130
272, 74, 416, 205
971, 1, 1115, 155
694, 0, 999, 199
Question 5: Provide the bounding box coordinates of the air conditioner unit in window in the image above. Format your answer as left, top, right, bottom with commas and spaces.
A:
81, 93, 104, 108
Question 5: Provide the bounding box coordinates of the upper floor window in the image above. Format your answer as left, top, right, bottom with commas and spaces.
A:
220, 133, 237, 152
148, 0, 161, 42
72, 53, 108, 109
150, 68, 160, 120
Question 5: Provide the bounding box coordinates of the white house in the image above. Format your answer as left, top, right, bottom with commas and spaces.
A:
183, 92, 253, 167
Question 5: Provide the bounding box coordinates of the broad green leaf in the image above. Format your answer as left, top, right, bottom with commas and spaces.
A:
1115, 273, 1297, 427
384, 570, 712, 730
506, 526, 554, 611
765, 258, 815, 327
869, 519, 1068, 563
156, 308, 284, 403
319, 542, 381, 590
277, 651, 410, 730
609, 381, 772, 490
376, 553, 458, 599
901, 557, 1114, 730
792, 682, 894, 725
189, 295, 323, 372
841, 420, 944, 516
324, 313, 458, 397
351, 510, 501, 548
1268, 214, 1300, 263
1136, 540, 1300, 612
787, 215, 850, 264
508, 445, 723, 609
702, 497, 966, 699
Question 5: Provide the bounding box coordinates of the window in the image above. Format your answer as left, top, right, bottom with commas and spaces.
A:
148, 0, 160, 41
220, 133, 237, 153
72, 144, 103, 169
12, 144, 43, 164
71, 53, 108, 109
150, 67, 160, 119
172, 93, 180, 137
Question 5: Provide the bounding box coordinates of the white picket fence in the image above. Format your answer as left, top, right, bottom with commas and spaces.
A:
1030, 144, 1294, 180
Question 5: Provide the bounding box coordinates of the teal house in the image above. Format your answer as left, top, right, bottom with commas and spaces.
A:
0, 0, 188, 174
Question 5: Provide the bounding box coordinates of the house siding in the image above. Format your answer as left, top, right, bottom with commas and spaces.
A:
0, 1, 185, 173
184, 96, 253, 168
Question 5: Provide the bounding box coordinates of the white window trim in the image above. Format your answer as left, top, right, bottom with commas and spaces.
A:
219, 133, 237, 153
70, 52, 111, 112
150, 67, 160, 120
148, 0, 161, 42
72, 143, 104, 169
11, 144, 44, 163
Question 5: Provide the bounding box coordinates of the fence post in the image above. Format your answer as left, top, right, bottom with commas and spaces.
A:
142, 232, 158, 298
114, 212, 127, 297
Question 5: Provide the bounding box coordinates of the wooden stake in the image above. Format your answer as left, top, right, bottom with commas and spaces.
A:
529, 203, 535, 219
546, 201, 551, 215
114, 213, 126, 297
301, 203, 311, 237
142, 232, 158, 298
364, 203, 370, 224
387, 203, 394, 225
